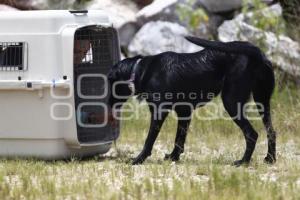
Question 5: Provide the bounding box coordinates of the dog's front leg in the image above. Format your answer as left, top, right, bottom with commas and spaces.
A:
132, 109, 169, 165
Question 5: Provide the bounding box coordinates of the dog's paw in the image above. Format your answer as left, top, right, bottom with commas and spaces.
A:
164, 153, 180, 162
131, 157, 145, 165
264, 156, 276, 164
233, 159, 250, 167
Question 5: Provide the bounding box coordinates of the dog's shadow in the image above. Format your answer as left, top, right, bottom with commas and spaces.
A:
0, 150, 237, 167
81, 154, 233, 167
74, 147, 236, 166
74, 148, 134, 163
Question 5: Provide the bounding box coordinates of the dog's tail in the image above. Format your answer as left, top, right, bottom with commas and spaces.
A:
185, 36, 265, 61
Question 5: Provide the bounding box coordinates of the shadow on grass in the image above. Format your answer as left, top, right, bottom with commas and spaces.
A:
0, 149, 257, 168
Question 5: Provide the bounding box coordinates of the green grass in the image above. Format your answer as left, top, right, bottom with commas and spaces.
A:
0, 84, 300, 200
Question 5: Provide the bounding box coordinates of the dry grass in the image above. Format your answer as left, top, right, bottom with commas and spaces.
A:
0, 83, 299, 200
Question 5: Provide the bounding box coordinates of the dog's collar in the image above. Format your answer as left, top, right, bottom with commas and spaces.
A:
128, 58, 142, 94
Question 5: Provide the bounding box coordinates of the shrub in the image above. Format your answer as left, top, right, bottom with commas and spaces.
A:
176, 0, 209, 34
242, 0, 285, 34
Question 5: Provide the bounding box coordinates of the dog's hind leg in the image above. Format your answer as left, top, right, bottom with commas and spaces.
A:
253, 69, 277, 164
165, 109, 192, 162
222, 85, 258, 166
254, 94, 277, 164
132, 106, 169, 165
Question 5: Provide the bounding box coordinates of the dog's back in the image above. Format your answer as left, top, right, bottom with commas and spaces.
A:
185, 36, 275, 100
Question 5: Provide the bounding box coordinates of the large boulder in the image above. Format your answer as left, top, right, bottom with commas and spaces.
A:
128, 21, 202, 56
136, 0, 210, 38
121, 0, 208, 52
136, 0, 242, 23
82, 0, 139, 51
136, 0, 179, 24
218, 4, 300, 78
88, 0, 138, 29
118, 22, 141, 48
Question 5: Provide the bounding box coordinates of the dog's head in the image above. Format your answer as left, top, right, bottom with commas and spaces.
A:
107, 55, 143, 109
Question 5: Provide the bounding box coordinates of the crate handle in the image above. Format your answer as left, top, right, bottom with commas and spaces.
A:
69, 10, 88, 15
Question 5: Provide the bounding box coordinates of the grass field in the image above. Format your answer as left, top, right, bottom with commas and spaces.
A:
0, 84, 299, 200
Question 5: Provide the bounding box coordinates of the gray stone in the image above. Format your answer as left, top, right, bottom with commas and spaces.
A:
218, 4, 300, 77
88, 0, 138, 28
136, 0, 179, 25
136, 0, 210, 38
30, 0, 76, 9
128, 21, 203, 56
118, 22, 141, 48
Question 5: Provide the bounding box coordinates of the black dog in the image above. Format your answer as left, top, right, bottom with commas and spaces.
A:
108, 37, 277, 166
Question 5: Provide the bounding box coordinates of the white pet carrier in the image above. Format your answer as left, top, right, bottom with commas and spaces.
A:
0, 10, 121, 159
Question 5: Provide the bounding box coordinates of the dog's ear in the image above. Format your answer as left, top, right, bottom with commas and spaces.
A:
107, 70, 117, 81
108, 60, 123, 81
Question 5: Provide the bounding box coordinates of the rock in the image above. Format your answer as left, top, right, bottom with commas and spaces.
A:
195, 0, 243, 13
87, 0, 140, 51
120, 52, 126, 60
218, 4, 300, 78
136, 0, 179, 25
88, 0, 138, 29
207, 14, 228, 38
136, 0, 211, 38
131, 0, 154, 8
118, 22, 141, 48
128, 21, 203, 56
0, 4, 18, 11
30, 0, 76, 9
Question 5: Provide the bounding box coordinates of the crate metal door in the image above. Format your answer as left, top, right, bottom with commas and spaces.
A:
73, 26, 120, 143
